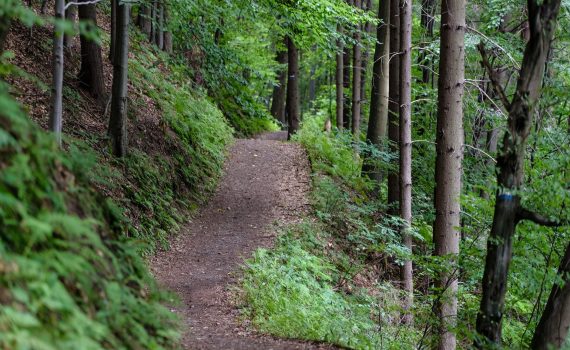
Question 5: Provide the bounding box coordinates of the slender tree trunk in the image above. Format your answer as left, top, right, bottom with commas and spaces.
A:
399, 0, 413, 324
78, 2, 107, 105
419, 0, 436, 84
475, 0, 562, 345
351, 0, 362, 138
155, 1, 164, 49
363, 0, 390, 181
139, 5, 151, 38
336, 24, 344, 129
433, 0, 465, 345
343, 0, 353, 131
359, 0, 373, 100
387, 0, 400, 215
163, 5, 172, 53
286, 36, 300, 139
531, 242, 570, 349
49, 0, 65, 147
110, 0, 117, 62
63, 5, 76, 50
150, 0, 157, 43
270, 42, 288, 126
108, 0, 130, 157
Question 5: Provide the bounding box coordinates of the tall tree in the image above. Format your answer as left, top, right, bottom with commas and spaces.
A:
270, 41, 288, 126
531, 241, 570, 349
78, 1, 106, 105
387, 0, 400, 215
351, 0, 362, 138
108, 0, 130, 157
475, 0, 563, 345
286, 36, 300, 139
399, 0, 413, 323
363, 0, 390, 181
109, 0, 116, 62
433, 0, 465, 345
63, 4, 76, 49
138, 3, 152, 38
49, 0, 65, 147
155, 1, 164, 49
342, 0, 353, 130
335, 24, 344, 129
419, 0, 436, 84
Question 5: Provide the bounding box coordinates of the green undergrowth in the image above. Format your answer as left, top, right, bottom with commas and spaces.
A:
0, 88, 179, 349
240, 107, 421, 349
0, 24, 235, 348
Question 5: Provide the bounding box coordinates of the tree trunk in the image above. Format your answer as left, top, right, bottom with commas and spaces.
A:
387, 0, 400, 215
78, 2, 107, 105
286, 36, 300, 139
419, 0, 436, 84
150, 0, 157, 44
270, 42, 288, 126
433, 0, 465, 345
63, 5, 76, 50
363, 0, 390, 181
155, 1, 164, 49
475, 0, 562, 345
108, 0, 130, 157
399, 0, 413, 324
531, 242, 570, 349
49, 0, 65, 147
351, 0, 362, 139
163, 6, 172, 53
359, 0, 373, 100
342, 0, 353, 131
139, 5, 151, 38
110, 0, 117, 62
336, 24, 344, 130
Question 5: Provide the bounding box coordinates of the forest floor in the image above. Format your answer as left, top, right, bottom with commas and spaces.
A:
151, 132, 338, 350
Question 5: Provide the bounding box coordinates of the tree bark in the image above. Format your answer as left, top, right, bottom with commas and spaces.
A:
63, 5, 76, 50
286, 36, 300, 139
163, 5, 172, 53
49, 0, 65, 147
270, 41, 288, 126
78, 2, 107, 105
433, 0, 465, 345
138, 4, 151, 38
387, 0, 400, 215
475, 0, 562, 345
343, 0, 353, 131
155, 1, 164, 49
110, 0, 117, 62
351, 0, 362, 139
108, 0, 130, 157
336, 24, 344, 130
150, 0, 157, 44
419, 0, 436, 84
359, 0, 373, 99
531, 242, 570, 349
399, 0, 413, 324
363, 0, 390, 181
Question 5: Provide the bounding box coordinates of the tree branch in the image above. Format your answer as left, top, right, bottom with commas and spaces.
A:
477, 42, 512, 111
517, 207, 564, 227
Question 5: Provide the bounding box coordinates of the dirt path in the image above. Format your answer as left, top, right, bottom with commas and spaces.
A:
152, 132, 335, 350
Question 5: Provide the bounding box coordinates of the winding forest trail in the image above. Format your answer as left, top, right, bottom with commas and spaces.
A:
152, 132, 335, 350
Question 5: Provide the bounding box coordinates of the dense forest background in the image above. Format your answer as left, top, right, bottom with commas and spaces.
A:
0, 0, 569, 348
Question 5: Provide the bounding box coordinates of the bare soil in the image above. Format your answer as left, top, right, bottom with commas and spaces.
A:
151, 132, 337, 350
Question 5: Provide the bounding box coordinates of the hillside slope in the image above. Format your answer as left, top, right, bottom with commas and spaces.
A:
1, 6, 235, 349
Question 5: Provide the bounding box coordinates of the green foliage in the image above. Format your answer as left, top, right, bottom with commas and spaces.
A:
242, 223, 418, 350
0, 85, 179, 349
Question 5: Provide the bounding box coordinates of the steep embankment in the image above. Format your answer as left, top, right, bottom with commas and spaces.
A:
1, 8, 234, 349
